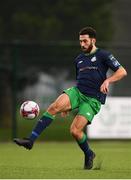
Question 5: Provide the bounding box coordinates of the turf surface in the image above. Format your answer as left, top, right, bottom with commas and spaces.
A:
0, 141, 131, 179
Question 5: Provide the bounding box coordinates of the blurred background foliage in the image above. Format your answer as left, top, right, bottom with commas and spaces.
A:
0, 0, 114, 42
2, 0, 130, 141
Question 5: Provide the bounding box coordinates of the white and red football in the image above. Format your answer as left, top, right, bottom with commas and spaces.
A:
20, 101, 40, 119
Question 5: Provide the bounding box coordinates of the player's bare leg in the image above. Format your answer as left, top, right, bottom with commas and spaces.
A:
14, 93, 71, 149
70, 115, 95, 169
47, 93, 71, 114
70, 115, 87, 140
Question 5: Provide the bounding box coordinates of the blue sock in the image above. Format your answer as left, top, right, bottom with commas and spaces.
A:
77, 133, 92, 156
29, 112, 55, 142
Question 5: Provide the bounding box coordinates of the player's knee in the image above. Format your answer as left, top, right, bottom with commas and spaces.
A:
47, 102, 60, 115
70, 126, 81, 139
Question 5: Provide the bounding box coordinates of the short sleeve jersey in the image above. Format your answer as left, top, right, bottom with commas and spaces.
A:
75, 48, 121, 104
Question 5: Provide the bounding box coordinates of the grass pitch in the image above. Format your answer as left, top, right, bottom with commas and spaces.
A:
0, 141, 131, 179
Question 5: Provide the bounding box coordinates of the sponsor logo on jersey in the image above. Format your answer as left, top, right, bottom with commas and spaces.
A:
79, 66, 98, 72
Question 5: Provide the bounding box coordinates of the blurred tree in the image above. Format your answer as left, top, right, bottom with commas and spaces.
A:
0, 0, 114, 130
0, 0, 114, 42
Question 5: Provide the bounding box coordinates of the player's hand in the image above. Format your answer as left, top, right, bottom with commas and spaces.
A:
61, 111, 69, 118
100, 79, 110, 94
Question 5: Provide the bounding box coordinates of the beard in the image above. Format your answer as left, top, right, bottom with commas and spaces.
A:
81, 43, 93, 53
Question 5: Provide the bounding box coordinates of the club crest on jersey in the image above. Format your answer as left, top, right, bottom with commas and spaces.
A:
91, 56, 96, 62
78, 60, 83, 64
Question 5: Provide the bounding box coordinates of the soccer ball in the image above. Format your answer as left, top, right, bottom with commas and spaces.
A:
20, 101, 40, 119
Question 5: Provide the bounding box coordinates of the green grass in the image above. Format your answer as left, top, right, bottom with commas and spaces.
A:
0, 141, 131, 179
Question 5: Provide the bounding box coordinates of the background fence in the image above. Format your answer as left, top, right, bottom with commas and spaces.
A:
0, 42, 130, 141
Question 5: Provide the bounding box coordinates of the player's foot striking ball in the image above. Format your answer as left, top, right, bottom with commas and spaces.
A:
13, 26, 127, 170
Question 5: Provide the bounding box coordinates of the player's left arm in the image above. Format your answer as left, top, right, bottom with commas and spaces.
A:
100, 66, 127, 94
100, 52, 127, 94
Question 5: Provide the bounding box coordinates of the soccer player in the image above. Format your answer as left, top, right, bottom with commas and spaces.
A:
14, 27, 127, 170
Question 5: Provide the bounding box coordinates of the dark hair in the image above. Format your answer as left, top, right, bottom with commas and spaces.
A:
79, 26, 96, 38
